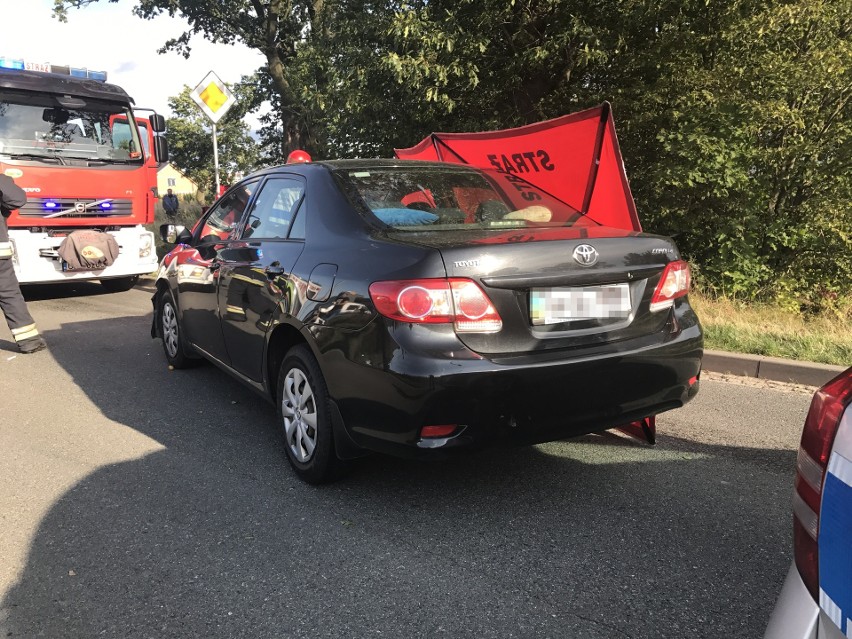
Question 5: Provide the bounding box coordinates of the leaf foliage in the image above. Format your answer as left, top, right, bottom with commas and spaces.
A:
55, 0, 852, 310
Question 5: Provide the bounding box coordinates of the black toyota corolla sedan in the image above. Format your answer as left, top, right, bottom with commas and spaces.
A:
152, 159, 703, 483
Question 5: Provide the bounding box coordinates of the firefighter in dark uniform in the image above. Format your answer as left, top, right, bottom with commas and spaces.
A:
0, 174, 46, 353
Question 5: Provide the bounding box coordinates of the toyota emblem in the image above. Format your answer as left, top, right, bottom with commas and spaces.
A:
573, 244, 598, 266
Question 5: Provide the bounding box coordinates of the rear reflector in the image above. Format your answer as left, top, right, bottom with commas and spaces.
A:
793, 516, 820, 598
420, 425, 457, 438
792, 484, 819, 540
649, 260, 691, 312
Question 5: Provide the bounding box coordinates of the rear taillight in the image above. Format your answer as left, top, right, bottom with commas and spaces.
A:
793, 370, 852, 599
649, 260, 691, 312
420, 424, 458, 438
369, 278, 502, 333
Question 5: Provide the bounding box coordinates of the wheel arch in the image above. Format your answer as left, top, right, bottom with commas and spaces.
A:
265, 323, 365, 461
265, 322, 310, 401
153, 278, 198, 362
151, 278, 172, 339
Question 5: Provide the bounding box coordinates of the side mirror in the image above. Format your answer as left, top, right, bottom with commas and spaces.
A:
159, 224, 192, 245
153, 136, 169, 165
149, 113, 167, 133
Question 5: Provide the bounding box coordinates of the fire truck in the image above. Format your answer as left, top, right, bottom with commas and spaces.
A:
0, 58, 168, 291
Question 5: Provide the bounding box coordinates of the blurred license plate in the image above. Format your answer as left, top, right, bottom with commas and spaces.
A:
530, 284, 630, 325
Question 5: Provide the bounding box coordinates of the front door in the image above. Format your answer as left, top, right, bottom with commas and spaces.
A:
178, 180, 259, 364
217, 176, 306, 381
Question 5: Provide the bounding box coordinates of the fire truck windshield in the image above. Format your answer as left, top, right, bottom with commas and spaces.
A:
0, 91, 144, 164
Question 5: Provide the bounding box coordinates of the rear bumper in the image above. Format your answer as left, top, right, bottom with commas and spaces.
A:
764, 564, 844, 639
323, 320, 703, 458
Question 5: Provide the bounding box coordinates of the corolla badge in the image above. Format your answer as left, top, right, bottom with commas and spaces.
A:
453, 259, 480, 268
573, 244, 598, 266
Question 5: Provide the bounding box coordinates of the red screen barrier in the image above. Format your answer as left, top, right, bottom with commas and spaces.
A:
394, 103, 641, 232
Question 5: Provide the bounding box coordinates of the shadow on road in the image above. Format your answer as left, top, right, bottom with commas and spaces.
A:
0, 314, 795, 638
20, 278, 157, 303
21, 280, 112, 301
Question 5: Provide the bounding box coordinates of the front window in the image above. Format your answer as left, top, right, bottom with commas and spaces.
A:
337, 165, 593, 231
112, 117, 151, 156
241, 177, 305, 240
195, 181, 260, 243
0, 90, 144, 164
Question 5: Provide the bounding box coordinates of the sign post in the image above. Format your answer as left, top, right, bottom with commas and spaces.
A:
190, 71, 236, 196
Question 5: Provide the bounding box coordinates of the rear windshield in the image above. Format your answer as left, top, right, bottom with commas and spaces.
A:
336, 166, 595, 231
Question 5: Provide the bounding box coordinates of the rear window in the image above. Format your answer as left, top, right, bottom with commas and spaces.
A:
336, 166, 594, 231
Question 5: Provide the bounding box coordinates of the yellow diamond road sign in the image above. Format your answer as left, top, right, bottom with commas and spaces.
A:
190, 71, 236, 124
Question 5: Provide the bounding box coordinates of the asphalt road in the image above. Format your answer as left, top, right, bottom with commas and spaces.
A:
0, 281, 813, 638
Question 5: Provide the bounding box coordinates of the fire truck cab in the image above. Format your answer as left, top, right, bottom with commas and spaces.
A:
0, 59, 168, 291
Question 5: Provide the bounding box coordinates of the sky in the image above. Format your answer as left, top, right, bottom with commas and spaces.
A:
3, 0, 267, 130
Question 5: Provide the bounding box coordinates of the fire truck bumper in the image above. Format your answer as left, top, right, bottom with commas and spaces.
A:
9, 226, 158, 284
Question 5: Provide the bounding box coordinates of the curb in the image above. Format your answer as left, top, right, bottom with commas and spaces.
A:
703, 349, 847, 387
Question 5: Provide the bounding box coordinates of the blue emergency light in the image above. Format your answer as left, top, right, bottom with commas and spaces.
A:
100, 202, 112, 210
0, 57, 107, 81
0, 58, 25, 70
52, 64, 108, 81
43, 201, 58, 210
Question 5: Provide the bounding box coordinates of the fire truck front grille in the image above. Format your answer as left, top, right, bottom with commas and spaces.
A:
18, 198, 133, 218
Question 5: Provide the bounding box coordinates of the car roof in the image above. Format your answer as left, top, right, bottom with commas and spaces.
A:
247, 159, 485, 178
316, 159, 481, 171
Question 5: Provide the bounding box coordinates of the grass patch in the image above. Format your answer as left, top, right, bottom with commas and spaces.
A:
691, 293, 851, 366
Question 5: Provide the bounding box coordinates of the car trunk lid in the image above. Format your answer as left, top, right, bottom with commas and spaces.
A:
385, 225, 683, 356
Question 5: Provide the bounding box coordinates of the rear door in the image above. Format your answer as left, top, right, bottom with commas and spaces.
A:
217, 175, 306, 382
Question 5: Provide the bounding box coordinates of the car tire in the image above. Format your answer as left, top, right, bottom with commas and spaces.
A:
101, 275, 139, 293
158, 289, 193, 369
277, 345, 346, 484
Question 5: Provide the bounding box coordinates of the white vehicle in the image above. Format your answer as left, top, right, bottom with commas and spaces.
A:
765, 367, 852, 639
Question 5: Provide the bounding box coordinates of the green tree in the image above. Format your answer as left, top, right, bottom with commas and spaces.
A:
349, 0, 851, 310
628, 0, 852, 310
56, 0, 851, 309
54, 0, 325, 154
316, 0, 615, 156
